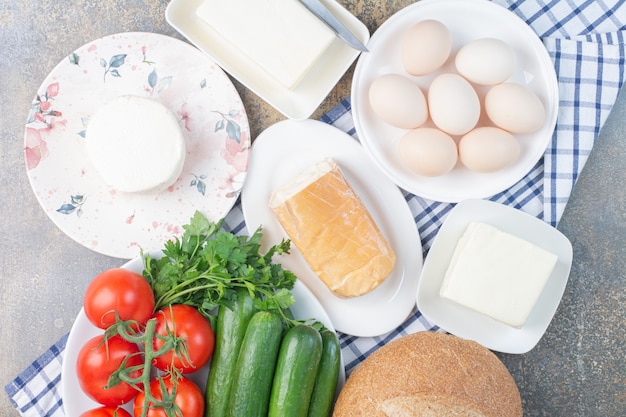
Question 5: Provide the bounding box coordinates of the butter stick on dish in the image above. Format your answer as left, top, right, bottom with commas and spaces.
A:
195, 0, 335, 89
269, 158, 396, 298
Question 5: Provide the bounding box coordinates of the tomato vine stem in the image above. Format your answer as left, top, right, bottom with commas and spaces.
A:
107, 316, 184, 417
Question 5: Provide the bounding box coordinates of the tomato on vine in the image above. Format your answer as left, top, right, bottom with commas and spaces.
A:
133, 375, 204, 417
76, 334, 144, 406
151, 304, 215, 373
84, 268, 155, 330
79, 406, 132, 417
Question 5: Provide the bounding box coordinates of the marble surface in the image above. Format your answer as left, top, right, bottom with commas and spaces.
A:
0, 1, 624, 416
495, 86, 626, 415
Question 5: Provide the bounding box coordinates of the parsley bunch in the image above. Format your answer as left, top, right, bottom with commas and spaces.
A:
142, 211, 297, 320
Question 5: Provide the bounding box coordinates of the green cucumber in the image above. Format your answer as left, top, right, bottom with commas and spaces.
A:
228, 311, 283, 417
268, 324, 323, 417
205, 288, 256, 417
307, 329, 341, 417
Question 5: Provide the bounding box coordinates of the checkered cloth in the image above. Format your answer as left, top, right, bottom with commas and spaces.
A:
6, 1, 626, 416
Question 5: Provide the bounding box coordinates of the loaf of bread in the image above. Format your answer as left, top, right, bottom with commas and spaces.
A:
333, 332, 522, 417
269, 158, 396, 298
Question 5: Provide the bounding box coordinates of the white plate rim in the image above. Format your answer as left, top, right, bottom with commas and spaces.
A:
241, 119, 422, 337
351, 0, 559, 203
416, 199, 573, 354
24, 31, 250, 259
61, 251, 345, 416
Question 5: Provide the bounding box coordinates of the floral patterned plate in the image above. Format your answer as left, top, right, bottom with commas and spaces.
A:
24, 32, 250, 259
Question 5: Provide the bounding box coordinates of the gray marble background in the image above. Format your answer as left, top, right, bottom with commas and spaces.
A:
1, 1, 624, 416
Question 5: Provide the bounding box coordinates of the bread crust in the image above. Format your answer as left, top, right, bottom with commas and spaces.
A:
333, 332, 522, 417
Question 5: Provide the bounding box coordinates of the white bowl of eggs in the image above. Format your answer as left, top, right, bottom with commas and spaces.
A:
351, 0, 559, 203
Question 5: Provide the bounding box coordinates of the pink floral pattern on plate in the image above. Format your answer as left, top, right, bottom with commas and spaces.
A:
24, 32, 251, 259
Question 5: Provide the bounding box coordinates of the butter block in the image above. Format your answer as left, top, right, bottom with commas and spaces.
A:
440, 222, 558, 328
196, 0, 335, 89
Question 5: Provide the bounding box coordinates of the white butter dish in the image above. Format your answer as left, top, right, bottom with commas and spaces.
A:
166, 0, 369, 119
416, 199, 573, 354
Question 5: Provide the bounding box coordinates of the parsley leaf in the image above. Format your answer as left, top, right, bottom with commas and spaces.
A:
142, 211, 297, 319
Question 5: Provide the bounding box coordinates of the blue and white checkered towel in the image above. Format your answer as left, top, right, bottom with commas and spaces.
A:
6, 1, 626, 416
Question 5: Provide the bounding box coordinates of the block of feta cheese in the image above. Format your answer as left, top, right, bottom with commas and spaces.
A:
86, 95, 186, 193
440, 221, 558, 328
269, 158, 396, 298
195, 0, 335, 89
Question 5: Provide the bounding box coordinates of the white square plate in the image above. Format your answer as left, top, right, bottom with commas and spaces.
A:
166, 0, 369, 120
416, 199, 573, 353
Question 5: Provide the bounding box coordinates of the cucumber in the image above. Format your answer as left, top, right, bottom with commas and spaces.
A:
268, 324, 323, 417
228, 311, 283, 417
307, 329, 341, 417
205, 288, 256, 417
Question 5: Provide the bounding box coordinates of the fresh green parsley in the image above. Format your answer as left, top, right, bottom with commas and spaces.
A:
142, 211, 297, 320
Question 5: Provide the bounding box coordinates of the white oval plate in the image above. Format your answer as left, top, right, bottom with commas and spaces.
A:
351, 0, 559, 203
416, 199, 573, 354
24, 32, 250, 259
61, 251, 344, 416
241, 119, 422, 337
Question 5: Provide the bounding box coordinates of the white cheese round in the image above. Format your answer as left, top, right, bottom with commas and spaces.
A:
86, 95, 186, 193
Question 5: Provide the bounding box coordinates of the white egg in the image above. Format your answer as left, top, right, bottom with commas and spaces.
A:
485, 83, 546, 133
401, 19, 452, 76
455, 38, 517, 85
398, 128, 458, 177
459, 127, 520, 172
369, 74, 428, 129
428, 73, 480, 136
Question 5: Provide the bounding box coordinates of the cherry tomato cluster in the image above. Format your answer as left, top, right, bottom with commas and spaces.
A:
77, 268, 215, 417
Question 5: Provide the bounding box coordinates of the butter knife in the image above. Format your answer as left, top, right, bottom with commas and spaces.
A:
298, 0, 368, 52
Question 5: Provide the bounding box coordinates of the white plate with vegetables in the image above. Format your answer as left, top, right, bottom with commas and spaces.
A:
241, 119, 423, 337
62, 247, 345, 416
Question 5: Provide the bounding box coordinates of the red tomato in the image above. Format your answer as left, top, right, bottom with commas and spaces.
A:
84, 268, 155, 329
152, 304, 214, 373
80, 406, 132, 417
133, 375, 204, 417
76, 334, 143, 406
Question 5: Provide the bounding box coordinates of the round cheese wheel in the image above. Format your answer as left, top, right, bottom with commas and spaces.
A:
86, 95, 186, 193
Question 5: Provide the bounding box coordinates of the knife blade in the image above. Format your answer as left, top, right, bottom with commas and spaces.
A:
298, 0, 368, 52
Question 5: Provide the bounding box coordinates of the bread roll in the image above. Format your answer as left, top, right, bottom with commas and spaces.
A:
269, 158, 396, 297
333, 332, 522, 417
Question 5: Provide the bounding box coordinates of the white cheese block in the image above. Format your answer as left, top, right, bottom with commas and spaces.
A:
196, 0, 335, 89
440, 222, 558, 328
86, 95, 186, 193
